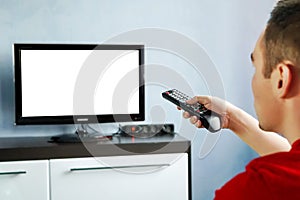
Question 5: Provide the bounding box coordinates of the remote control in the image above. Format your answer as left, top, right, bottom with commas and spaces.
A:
162, 89, 222, 132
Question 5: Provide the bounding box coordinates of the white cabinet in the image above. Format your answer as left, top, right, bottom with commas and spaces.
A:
50, 153, 188, 200
0, 153, 189, 200
0, 160, 49, 200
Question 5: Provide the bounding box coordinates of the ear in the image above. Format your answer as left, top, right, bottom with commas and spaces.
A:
271, 61, 293, 98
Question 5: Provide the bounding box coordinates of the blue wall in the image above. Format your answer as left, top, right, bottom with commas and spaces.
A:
0, 0, 275, 199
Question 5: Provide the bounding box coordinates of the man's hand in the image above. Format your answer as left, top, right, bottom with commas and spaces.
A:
178, 96, 230, 129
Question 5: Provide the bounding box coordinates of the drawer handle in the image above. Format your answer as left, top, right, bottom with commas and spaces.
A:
70, 164, 170, 172
0, 171, 27, 175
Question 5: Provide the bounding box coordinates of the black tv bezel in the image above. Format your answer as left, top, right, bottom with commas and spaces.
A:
14, 43, 145, 125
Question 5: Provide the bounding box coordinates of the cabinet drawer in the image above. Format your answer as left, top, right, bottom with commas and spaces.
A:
50, 153, 188, 200
0, 160, 49, 200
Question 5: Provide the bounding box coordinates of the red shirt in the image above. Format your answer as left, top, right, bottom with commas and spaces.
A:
214, 139, 300, 200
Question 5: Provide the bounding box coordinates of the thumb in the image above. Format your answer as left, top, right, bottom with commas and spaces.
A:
186, 96, 199, 104
186, 96, 212, 105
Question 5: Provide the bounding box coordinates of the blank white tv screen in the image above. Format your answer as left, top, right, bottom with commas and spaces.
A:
20, 49, 140, 117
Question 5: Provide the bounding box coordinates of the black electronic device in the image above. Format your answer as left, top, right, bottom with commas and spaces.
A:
50, 133, 113, 143
13, 43, 145, 125
162, 89, 221, 132
13, 43, 145, 142
119, 123, 175, 138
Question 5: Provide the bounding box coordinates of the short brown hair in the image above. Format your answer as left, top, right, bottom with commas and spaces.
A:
264, 0, 300, 78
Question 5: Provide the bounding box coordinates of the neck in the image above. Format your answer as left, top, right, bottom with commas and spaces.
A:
281, 99, 300, 145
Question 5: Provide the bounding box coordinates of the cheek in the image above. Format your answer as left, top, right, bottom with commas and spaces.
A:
251, 73, 262, 115
251, 74, 258, 97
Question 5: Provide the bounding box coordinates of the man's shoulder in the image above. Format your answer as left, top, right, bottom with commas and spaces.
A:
246, 149, 299, 171
215, 150, 300, 200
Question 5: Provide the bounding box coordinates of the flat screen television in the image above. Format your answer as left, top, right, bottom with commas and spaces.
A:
13, 43, 145, 128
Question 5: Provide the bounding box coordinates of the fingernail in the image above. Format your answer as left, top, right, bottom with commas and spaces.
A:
192, 116, 197, 122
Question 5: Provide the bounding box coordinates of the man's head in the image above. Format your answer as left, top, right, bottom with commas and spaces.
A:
264, 0, 300, 78
251, 0, 300, 134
